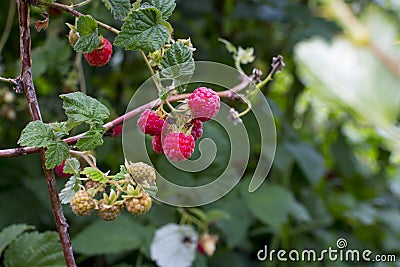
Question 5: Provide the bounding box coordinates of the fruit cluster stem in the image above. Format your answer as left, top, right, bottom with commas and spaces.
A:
16, 0, 76, 266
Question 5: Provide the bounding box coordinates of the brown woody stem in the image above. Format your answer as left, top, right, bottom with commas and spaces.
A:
16, 0, 76, 266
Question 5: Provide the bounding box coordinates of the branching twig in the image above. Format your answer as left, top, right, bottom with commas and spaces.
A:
0, 78, 250, 158
37, 0, 120, 34
16, 1, 76, 266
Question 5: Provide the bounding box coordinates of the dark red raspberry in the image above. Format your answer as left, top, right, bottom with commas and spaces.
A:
83, 37, 113, 67
191, 119, 203, 141
188, 87, 220, 121
55, 160, 70, 178
152, 135, 164, 154
163, 132, 195, 161
137, 109, 165, 136
111, 125, 122, 138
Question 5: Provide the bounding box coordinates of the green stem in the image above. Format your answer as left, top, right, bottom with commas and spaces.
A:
0, 76, 16, 85
139, 50, 163, 93
237, 96, 252, 117
135, 252, 143, 267
69, 150, 97, 169
71, 0, 92, 9
177, 208, 208, 233
234, 59, 245, 74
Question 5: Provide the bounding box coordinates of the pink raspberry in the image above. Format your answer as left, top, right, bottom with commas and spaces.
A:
137, 109, 164, 136
163, 132, 195, 161
188, 87, 220, 121
152, 135, 164, 154
55, 160, 70, 178
191, 119, 203, 141
83, 37, 113, 67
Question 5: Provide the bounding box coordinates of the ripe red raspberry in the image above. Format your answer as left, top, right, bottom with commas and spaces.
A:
190, 119, 203, 141
55, 160, 70, 178
188, 87, 220, 121
152, 135, 164, 154
137, 109, 165, 136
163, 132, 195, 161
111, 125, 122, 138
83, 37, 113, 67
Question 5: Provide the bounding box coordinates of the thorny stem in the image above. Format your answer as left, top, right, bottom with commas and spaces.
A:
16, 0, 76, 266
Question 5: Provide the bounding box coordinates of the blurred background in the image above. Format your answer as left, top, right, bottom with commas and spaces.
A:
1, 0, 400, 266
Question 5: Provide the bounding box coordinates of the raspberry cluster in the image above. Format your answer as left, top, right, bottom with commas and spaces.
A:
69, 161, 155, 221
137, 87, 220, 162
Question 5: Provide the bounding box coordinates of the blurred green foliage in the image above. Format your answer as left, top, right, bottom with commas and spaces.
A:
1, 0, 400, 266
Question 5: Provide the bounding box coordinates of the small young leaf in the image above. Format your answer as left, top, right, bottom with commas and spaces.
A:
45, 141, 69, 169
114, 164, 128, 181
76, 15, 98, 36
142, 0, 176, 20
59, 175, 80, 204
102, 0, 131, 21
161, 42, 194, 81
60, 92, 110, 124
4, 231, 64, 267
114, 7, 171, 52
81, 167, 106, 182
76, 127, 105, 151
0, 224, 35, 257
63, 157, 80, 175
49, 121, 69, 139
18, 121, 53, 148
74, 32, 100, 53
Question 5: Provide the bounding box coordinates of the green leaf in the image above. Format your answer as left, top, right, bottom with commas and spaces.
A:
284, 141, 325, 185
114, 7, 171, 52
81, 167, 106, 182
45, 141, 69, 169
59, 175, 80, 204
72, 215, 148, 255
49, 122, 69, 139
4, 231, 65, 267
74, 33, 100, 53
0, 224, 35, 257
76, 15, 98, 36
142, 0, 176, 20
63, 158, 80, 175
114, 165, 128, 181
76, 127, 105, 151
242, 184, 310, 233
102, 0, 131, 20
161, 42, 194, 83
18, 121, 53, 148
60, 92, 110, 124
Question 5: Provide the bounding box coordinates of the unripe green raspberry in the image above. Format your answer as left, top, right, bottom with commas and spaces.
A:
98, 199, 122, 221
126, 161, 156, 187
124, 191, 152, 215
70, 190, 95, 216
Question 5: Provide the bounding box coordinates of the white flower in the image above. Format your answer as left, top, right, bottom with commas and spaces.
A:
235, 46, 255, 65
150, 224, 198, 267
